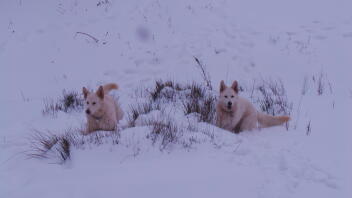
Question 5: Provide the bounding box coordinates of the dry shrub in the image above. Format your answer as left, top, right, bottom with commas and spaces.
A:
250, 78, 292, 116
182, 94, 216, 124
313, 71, 333, 95
28, 128, 119, 164
147, 80, 217, 124
146, 117, 180, 150
127, 102, 161, 127
42, 90, 84, 116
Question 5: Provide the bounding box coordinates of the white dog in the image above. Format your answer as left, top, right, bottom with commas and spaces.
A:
82, 83, 124, 134
216, 80, 290, 133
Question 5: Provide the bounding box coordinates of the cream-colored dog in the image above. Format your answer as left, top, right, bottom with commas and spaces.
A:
82, 83, 124, 134
216, 80, 290, 133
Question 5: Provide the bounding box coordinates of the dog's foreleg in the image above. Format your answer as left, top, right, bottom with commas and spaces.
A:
231, 113, 244, 133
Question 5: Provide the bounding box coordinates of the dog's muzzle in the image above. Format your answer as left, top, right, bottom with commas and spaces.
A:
227, 102, 232, 109
85, 109, 91, 114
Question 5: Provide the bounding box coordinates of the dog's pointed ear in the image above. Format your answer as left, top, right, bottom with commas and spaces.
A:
231, 80, 239, 93
82, 87, 89, 99
96, 86, 104, 99
220, 80, 226, 92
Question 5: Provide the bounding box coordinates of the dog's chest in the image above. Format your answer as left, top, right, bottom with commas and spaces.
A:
221, 112, 236, 129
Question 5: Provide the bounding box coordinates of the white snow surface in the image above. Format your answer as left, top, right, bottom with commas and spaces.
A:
1, 0, 352, 197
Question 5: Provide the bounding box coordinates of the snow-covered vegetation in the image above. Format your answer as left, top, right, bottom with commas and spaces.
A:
1, 0, 351, 197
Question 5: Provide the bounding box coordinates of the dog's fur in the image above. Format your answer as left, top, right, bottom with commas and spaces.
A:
82, 83, 124, 134
216, 80, 290, 133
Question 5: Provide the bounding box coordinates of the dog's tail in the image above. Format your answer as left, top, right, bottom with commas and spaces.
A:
257, 112, 290, 128
103, 83, 119, 93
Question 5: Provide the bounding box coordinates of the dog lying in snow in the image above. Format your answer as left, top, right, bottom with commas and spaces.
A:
82, 83, 124, 134
216, 80, 290, 133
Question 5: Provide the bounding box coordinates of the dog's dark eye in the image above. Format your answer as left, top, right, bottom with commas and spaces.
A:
87, 102, 89, 105
231, 95, 234, 98
224, 96, 228, 98
92, 102, 96, 105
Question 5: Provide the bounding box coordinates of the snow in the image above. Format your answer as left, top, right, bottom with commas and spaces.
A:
1, 0, 352, 197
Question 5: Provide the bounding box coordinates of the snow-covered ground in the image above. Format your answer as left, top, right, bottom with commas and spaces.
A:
1, 0, 351, 197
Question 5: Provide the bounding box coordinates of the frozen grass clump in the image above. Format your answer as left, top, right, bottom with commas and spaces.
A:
28, 128, 119, 164
249, 78, 292, 116
42, 90, 84, 117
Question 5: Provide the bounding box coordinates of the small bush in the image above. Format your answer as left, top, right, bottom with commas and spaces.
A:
186, 82, 206, 99
149, 80, 185, 101
126, 79, 216, 150
29, 130, 71, 163
301, 71, 333, 96
250, 78, 292, 116
28, 128, 120, 164
200, 95, 216, 123
146, 117, 180, 150
145, 80, 217, 124
127, 102, 161, 127
42, 90, 84, 116
183, 98, 201, 116
183, 94, 216, 124
146, 80, 216, 124
29, 131, 60, 157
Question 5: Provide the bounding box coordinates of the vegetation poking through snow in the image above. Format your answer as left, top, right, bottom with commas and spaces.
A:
149, 80, 184, 101
42, 90, 84, 116
146, 117, 181, 150
35, 68, 296, 162
306, 120, 312, 136
125, 79, 217, 150
148, 80, 217, 124
35, 77, 295, 162
182, 83, 216, 123
313, 71, 333, 96
29, 128, 119, 164
301, 71, 333, 96
127, 102, 161, 127
193, 56, 213, 90
249, 78, 292, 116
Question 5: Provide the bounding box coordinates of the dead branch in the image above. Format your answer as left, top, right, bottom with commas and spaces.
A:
75, 32, 99, 43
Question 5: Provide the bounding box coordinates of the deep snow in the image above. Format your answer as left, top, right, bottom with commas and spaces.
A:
1, 0, 352, 197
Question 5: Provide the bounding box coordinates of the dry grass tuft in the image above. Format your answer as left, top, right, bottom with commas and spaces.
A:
28, 128, 119, 164
250, 78, 292, 116
42, 90, 84, 117
146, 117, 180, 150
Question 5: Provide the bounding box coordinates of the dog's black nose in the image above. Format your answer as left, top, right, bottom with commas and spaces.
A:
85, 109, 90, 114
228, 102, 232, 106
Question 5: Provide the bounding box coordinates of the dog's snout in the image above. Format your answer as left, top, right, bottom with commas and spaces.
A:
85, 109, 91, 114
228, 101, 232, 106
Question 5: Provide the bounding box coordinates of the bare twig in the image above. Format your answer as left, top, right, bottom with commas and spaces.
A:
306, 120, 311, 136
193, 56, 213, 90
75, 32, 99, 43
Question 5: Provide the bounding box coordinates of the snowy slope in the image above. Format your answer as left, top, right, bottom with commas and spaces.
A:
1, 0, 352, 197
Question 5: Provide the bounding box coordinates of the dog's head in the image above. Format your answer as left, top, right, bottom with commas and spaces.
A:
82, 86, 105, 116
218, 80, 239, 112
